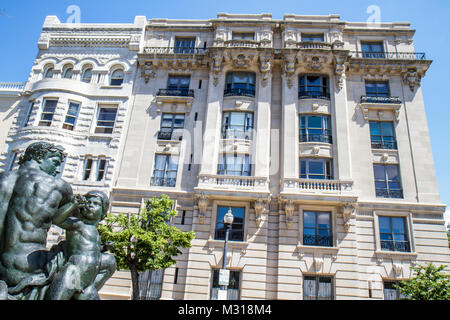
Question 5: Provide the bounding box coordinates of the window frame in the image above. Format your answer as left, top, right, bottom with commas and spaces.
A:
301, 33, 325, 42
373, 163, 403, 199
214, 206, 246, 242
210, 269, 241, 300
138, 269, 164, 300
217, 153, 251, 177
299, 74, 330, 100
303, 275, 334, 300
81, 67, 93, 83
62, 65, 74, 79
300, 158, 333, 180
82, 157, 94, 181
369, 121, 397, 150
62, 101, 81, 131
302, 211, 333, 247
224, 72, 256, 97
373, 211, 415, 255
94, 104, 118, 134
109, 68, 124, 86
299, 114, 332, 144
232, 32, 255, 40
158, 113, 185, 140
378, 216, 411, 253
174, 37, 196, 54
361, 41, 385, 58
43, 65, 54, 79
151, 154, 179, 187
221, 111, 254, 140
38, 98, 58, 127
96, 158, 108, 182
365, 80, 390, 98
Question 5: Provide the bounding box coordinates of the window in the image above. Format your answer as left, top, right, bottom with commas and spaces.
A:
303, 276, 333, 300
383, 281, 406, 300
300, 158, 333, 180
62, 102, 80, 131
301, 33, 324, 42
365, 81, 389, 98
210, 269, 241, 300
82, 158, 93, 181
62, 65, 73, 79
158, 113, 185, 140
138, 269, 163, 300
361, 41, 385, 58
151, 154, 179, 187
164, 75, 191, 96
174, 37, 196, 54
369, 121, 397, 150
110, 69, 124, 86
300, 115, 332, 143
96, 158, 107, 181
299, 75, 330, 100
38, 99, 58, 126
232, 32, 255, 40
215, 206, 245, 242
81, 67, 93, 83
95, 105, 117, 134
225, 72, 256, 97
303, 211, 332, 247
373, 164, 403, 198
23, 102, 34, 127
218, 154, 251, 176
222, 112, 253, 140
43, 65, 54, 79
379, 216, 410, 252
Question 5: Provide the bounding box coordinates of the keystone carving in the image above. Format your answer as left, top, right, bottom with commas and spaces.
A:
282, 55, 296, 89
259, 55, 272, 87
401, 67, 422, 92
284, 200, 296, 228
140, 61, 156, 83
196, 194, 209, 224
254, 198, 268, 227
341, 202, 356, 232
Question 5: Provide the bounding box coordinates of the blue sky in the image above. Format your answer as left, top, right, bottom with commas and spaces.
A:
1, 0, 449, 220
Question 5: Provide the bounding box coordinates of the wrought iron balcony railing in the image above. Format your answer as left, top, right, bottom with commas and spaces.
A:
222, 128, 253, 141
150, 177, 177, 187
360, 95, 402, 104
156, 88, 194, 97
157, 129, 183, 141
371, 140, 397, 150
143, 47, 208, 55
351, 51, 426, 60
300, 133, 332, 144
299, 91, 330, 100
376, 188, 403, 199
303, 234, 332, 247
224, 87, 255, 97
380, 240, 410, 252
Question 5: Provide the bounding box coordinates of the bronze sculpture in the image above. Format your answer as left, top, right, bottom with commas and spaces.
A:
0, 142, 116, 300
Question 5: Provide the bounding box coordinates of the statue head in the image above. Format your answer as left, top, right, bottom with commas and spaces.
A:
83, 190, 110, 220
18, 142, 66, 176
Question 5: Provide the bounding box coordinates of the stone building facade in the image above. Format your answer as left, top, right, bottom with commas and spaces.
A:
1, 13, 449, 300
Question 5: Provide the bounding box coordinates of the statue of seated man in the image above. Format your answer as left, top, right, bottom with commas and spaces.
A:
45, 191, 116, 300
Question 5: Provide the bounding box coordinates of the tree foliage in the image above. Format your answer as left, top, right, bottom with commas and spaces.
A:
98, 194, 195, 299
395, 263, 450, 300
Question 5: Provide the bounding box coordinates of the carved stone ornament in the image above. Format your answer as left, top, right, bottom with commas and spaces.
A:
211, 53, 223, 86
300, 53, 329, 71
141, 61, 156, 83
284, 200, 296, 228
197, 194, 209, 224
333, 52, 349, 91
393, 263, 403, 277
228, 52, 256, 69
402, 67, 422, 92
314, 257, 323, 271
282, 55, 296, 89
341, 202, 356, 232
254, 198, 267, 227
259, 55, 272, 87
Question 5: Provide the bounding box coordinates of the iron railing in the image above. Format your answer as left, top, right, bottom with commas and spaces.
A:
299, 91, 330, 100
143, 47, 208, 55
300, 133, 333, 144
150, 177, 177, 187
303, 234, 332, 247
381, 240, 410, 252
156, 88, 194, 97
371, 140, 397, 150
360, 95, 402, 104
351, 51, 426, 60
224, 87, 255, 97
376, 188, 403, 199
221, 128, 253, 140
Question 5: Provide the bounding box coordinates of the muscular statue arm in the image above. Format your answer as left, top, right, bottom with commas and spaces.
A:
52, 179, 77, 228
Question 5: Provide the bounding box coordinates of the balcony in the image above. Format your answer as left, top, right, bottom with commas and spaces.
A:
150, 177, 177, 187
156, 88, 194, 97
299, 133, 332, 144
222, 129, 253, 141
196, 174, 269, 197
360, 95, 402, 104
157, 128, 183, 141
350, 51, 426, 60
380, 240, 410, 252
143, 47, 208, 55
296, 41, 332, 50
376, 188, 403, 199
298, 91, 330, 101
303, 234, 333, 247
224, 87, 255, 98
281, 178, 355, 200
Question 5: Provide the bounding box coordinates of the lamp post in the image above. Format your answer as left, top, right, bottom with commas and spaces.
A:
218, 208, 234, 300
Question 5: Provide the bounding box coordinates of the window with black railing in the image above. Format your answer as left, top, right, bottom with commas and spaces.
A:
218, 154, 251, 177
300, 114, 332, 144
299, 75, 330, 100
222, 112, 253, 140
303, 276, 333, 300
362, 81, 402, 104
379, 216, 410, 253
214, 206, 245, 242
303, 211, 332, 247
369, 121, 397, 150
157, 75, 193, 97
361, 41, 385, 59
300, 158, 333, 180
174, 37, 196, 54
151, 154, 179, 187
224, 72, 256, 97
211, 269, 241, 300
373, 164, 403, 199
158, 113, 185, 140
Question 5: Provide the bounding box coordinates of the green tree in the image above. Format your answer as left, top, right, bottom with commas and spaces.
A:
98, 195, 195, 300
395, 263, 450, 300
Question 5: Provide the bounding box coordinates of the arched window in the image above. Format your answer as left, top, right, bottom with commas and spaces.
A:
110, 68, 124, 86
81, 67, 93, 83
43, 65, 54, 79
62, 65, 74, 79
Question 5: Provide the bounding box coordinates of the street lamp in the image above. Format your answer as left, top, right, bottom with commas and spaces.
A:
218, 207, 234, 300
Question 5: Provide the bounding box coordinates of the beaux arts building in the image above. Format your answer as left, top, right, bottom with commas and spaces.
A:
0, 13, 449, 300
